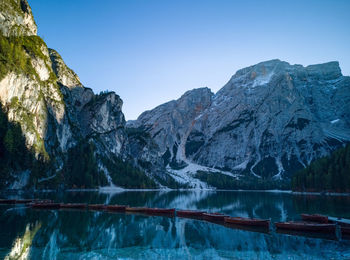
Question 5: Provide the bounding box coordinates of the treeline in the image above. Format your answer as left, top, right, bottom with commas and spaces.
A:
101, 155, 157, 189
292, 144, 350, 192
38, 140, 158, 189
60, 141, 108, 189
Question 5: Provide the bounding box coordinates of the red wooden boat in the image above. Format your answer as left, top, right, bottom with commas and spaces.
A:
15, 199, 37, 204
125, 207, 149, 213
177, 210, 205, 218
146, 208, 175, 216
31, 203, 61, 209
341, 226, 350, 236
202, 213, 229, 222
60, 203, 87, 209
0, 199, 17, 204
301, 214, 328, 223
106, 205, 127, 211
224, 217, 270, 228
275, 221, 336, 233
88, 204, 107, 210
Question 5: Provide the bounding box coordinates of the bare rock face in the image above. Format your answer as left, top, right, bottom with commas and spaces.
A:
128, 88, 214, 163
49, 49, 83, 89
126, 88, 214, 184
0, 0, 37, 36
132, 59, 350, 180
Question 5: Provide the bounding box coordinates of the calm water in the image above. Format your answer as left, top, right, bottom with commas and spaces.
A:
0, 190, 350, 259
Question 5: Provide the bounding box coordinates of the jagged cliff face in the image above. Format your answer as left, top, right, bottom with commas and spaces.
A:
133, 60, 350, 180
0, 0, 37, 37
0, 0, 130, 188
128, 88, 214, 165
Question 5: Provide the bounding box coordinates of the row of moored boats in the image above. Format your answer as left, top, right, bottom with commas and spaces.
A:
1, 199, 349, 238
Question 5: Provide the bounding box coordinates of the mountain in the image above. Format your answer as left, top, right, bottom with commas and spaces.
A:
0, 0, 157, 189
131, 59, 350, 187
1, 0, 349, 190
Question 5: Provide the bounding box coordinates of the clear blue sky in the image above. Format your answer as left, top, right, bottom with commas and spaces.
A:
29, 0, 350, 120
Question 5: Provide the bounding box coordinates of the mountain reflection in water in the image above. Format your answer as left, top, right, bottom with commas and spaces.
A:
0, 190, 350, 259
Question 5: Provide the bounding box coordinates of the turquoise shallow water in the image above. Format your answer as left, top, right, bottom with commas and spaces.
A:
0, 190, 350, 259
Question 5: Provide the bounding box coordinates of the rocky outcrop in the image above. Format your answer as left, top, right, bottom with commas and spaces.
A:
0, 0, 37, 36
128, 87, 213, 164
133, 59, 350, 181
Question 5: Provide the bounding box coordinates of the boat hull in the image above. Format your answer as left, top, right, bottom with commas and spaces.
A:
341, 226, 350, 236
125, 207, 148, 213
31, 203, 61, 209
0, 199, 17, 204
202, 213, 228, 222
88, 204, 107, 210
60, 203, 87, 209
275, 222, 336, 233
224, 217, 270, 228
106, 205, 127, 211
146, 208, 175, 216
301, 214, 328, 223
177, 210, 205, 218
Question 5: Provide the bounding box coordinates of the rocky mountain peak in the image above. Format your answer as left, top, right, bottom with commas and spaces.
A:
306, 61, 342, 80
49, 49, 83, 89
0, 0, 37, 36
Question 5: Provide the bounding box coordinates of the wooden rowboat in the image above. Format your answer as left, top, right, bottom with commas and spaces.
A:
224, 217, 270, 228
88, 204, 107, 210
0, 199, 17, 204
15, 199, 37, 204
146, 208, 175, 216
60, 203, 87, 209
275, 221, 336, 233
202, 213, 229, 222
301, 214, 328, 223
125, 207, 148, 213
106, 205, 127, 211
31, 203, 60, 209
177, 210, 205, 218
341, 226, 350, 236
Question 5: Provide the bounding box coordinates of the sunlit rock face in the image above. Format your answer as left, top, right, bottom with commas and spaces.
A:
127, 87, 214, 183
133, 59, 350, 179
0, 0, 37, 37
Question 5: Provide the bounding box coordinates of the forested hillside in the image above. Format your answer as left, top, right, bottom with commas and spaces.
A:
292, 144, 350, 192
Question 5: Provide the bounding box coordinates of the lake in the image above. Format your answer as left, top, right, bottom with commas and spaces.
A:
1, 190, 350, 259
